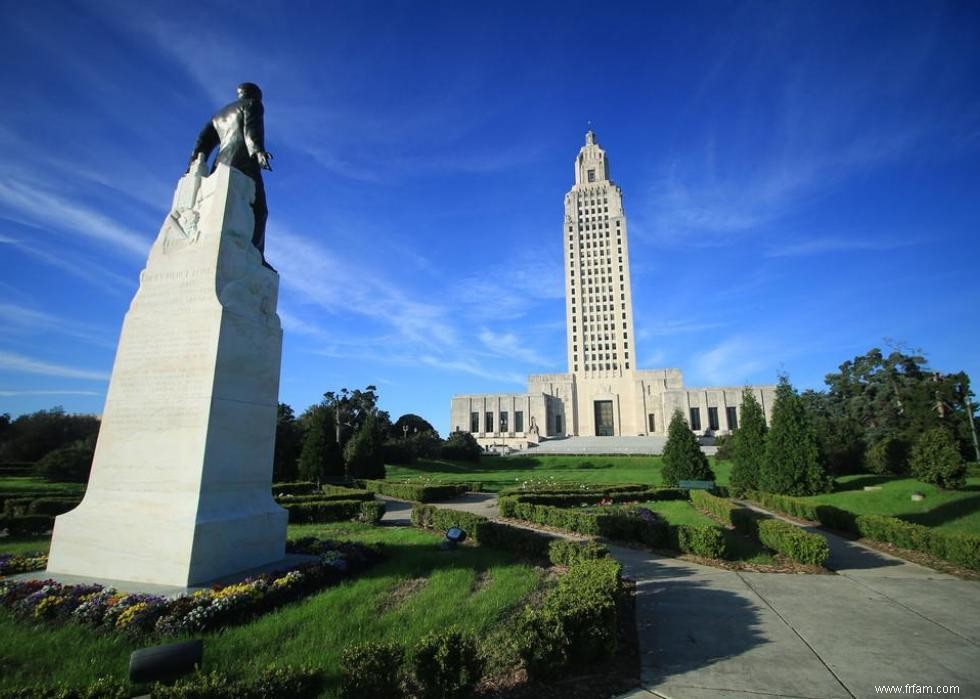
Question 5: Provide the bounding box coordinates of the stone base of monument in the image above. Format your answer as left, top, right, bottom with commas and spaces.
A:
46, 162, 289, 588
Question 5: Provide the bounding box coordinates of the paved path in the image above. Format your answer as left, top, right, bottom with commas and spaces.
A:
381, 493, 980, 698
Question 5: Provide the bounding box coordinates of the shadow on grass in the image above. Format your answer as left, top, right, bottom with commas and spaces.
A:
898, 494, 980, 529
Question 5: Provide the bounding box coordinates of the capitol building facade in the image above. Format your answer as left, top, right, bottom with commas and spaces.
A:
451, 131, 775, 450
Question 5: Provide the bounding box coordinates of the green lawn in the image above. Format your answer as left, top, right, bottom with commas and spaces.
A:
0, 522, 545, 694
636, 499, 715, 527
799, 474, 980, 535
387, 454, 732, 491
0, 477, 85, 496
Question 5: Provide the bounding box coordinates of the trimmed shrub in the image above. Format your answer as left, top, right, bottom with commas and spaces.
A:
339, 642, 405, 699
364, 480, 469, 503
689, 489, 760, 536
661, 411, 714, 486
28, 497, 82, 516
410, 629, 482, 699
0, 676, 129, 698
498, 483, 652, 497
440, 431, 481, 463
271, 481, 318, 496
756, 519, 830, 565
548, 539, 609, 566
35, 445, 94, 483
674, 525, 726, 558
411, 505, 551, 559
909, 427, 966, 489
281, 500, 365, 524
357, 500, 385, 524
151, 665, 323, 698
865, 436, 909, 475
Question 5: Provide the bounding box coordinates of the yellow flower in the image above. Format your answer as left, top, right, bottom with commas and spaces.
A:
115, 602, 149, 629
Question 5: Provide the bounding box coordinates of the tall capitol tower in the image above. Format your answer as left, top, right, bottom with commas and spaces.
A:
563, 129, 637, 378
450, 130, 775, 450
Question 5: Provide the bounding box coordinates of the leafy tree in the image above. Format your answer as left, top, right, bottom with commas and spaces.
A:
661, 410, 714, 486
297, 403, 342, 482
0, 407, 100, 463
36, 437, 95, 483
391, 413, 438, 439
440, 431, 482, 463
344, 412, 386, 479
729, 389, 768, 495
909, 427, 966, 489
799, 390, 865, 475
760, 377, 830, 495
273, 403, 304, 482
864, 435, 908, 475
323, 386, 392, 455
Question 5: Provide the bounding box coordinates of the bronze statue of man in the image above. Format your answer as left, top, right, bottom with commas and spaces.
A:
189, 82, 273, 262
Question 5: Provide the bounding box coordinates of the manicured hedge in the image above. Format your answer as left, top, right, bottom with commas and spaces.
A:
271, 481, 319, 496
2, 495, 82, 517
499, 496, 728, 558
690, 489, 760, 534
411, 505, 552, 560
745, 491, 980, 570
275, 491, 374, 505
756, 519, 830, 565
497, 483, 654, 497
322, 484, 375, 498
548, 539, 610, 566
282, 499, 385, 524
506, 488, 686, 508
513, 558, 623, 679
363, 480, 469, 502
0, 514, 55, 536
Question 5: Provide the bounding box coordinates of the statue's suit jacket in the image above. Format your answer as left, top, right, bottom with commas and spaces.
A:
192, 97, 266, 179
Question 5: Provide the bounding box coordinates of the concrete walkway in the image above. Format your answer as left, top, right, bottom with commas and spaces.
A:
381, 493, 980, 698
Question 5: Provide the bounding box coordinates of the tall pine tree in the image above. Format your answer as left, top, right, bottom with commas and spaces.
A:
297, 402, 343, 483
759, 376, 830, 495
729, 389, 768, 495
661, 410, 714, 486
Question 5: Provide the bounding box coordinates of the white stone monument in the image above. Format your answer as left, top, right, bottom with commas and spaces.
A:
46, 160, 288, 587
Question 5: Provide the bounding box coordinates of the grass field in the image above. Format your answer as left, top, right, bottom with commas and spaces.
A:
0, 477, 85, 496
797, 474, 980, 535
0, 522, 545, 693
387, 454, 732, 491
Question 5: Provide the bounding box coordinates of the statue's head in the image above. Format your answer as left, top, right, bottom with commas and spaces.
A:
237, 82, 263, 100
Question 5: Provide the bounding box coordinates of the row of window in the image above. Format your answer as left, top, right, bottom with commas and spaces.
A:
688, 406, 739, 431
470, 410, 525, 434
577, 363, 629, 372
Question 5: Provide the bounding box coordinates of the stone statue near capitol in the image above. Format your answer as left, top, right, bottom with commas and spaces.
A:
47, 83, 288, 588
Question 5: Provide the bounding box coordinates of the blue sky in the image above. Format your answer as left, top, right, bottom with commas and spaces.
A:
1, 0, 978, 435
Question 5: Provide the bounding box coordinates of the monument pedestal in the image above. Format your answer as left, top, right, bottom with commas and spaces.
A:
47, 163, 287, 587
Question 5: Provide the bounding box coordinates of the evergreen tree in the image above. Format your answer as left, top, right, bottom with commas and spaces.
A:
909, 427, 966, 489
344, 412, 386, 479
297, 403, 342, 482
661, 410, 714, 486
759, 376, 830, 495
729, 388, 768, 495
273, 403, 304, 482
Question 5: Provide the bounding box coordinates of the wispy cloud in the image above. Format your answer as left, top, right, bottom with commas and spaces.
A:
0, 302, 115, 348
478, 329, 549, 366
418, 355, 525, 385
0, 180, 149, 257
764, 236, 919, 258
0, 351, 108, 381
0, 389, 103, 397
0, 234, 132, 296
689, 336, 768, 387
637, 318, 727, 338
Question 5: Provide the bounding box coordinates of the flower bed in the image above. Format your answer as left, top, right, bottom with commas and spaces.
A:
0, 552, 48, 576
0, 538, 382, 639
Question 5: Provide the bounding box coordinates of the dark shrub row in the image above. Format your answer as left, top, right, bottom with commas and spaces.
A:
274, 491, 374, 505
745, 491, 980, 571
548, 539, 610, 566
4, 496, 81, 517
271, 481, 319, 496
498, 483, 653, 497
321, 484, 375, 499
756, 519, 830, 565
672, 525, 727, 558
689, 489, 758, 533
0, 514, 54, 536
0, 665, 324, 699
281, 499, 385, 524
411, 504, 552, 560
506, 488, 686, 508
363, 480, 469, 502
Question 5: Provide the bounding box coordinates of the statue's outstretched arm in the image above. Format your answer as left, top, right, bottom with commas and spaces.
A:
189, 122, 219, 171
